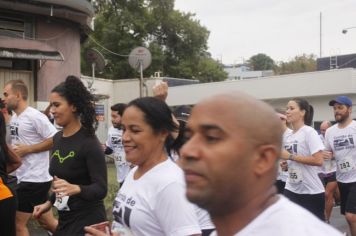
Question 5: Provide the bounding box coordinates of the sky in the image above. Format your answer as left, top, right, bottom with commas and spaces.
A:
174, 0, 356, 64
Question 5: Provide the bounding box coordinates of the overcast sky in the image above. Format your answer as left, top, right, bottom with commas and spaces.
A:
174, 0, 356, 64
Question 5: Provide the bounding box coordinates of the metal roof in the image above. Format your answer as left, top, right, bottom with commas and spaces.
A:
0, 47, 63, 61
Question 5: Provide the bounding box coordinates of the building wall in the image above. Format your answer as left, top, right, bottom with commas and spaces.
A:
59, 69, 356, 140
224, 65, 274, 80
36, 19, 81, 101
80, 77, 158, 142
166, 69, 356, 105
79, 69, 356, 128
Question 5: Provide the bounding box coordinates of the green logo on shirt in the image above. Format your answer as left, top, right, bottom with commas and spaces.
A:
52, 150, 75, 163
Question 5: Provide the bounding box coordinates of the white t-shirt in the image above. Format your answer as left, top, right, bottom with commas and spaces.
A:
210, 196, 342, 236
324, 120, 356, 183
10, 107, 57, 182
319, 134, 337, 174
112, 159, 201, 236
277, 128, 293, 182
106, 126, 131, 183
194, 206, 214, 231
284, 125, 325, 194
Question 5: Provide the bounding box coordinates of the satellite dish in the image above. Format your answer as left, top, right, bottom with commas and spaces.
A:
128, 47, 152, 71
85, 48, 107, 72
128, 47, 152, 98
84, 48, 107, 89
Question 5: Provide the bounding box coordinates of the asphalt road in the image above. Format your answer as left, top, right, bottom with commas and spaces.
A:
331, 205, 350, 235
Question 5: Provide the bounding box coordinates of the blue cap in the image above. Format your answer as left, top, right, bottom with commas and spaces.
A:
329, 96, 352, 107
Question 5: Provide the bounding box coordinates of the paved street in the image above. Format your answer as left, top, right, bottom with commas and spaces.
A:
331, 205, 350, 235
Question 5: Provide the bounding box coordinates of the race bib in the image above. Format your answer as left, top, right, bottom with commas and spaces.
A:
111, 221, 133, 236
54, 193, 70, 211
114, 152, 127, 166
337, 156, 355, 173
288, 167, 303, 183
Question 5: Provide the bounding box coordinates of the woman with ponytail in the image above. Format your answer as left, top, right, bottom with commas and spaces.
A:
33, 76, 107, 235
280, 98, 326, 220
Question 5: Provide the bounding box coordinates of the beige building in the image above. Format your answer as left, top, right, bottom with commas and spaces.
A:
0, 0, 94, 103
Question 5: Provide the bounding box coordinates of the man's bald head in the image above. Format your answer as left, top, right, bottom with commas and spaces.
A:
197, 91, 283, 150
180, 91, 283, 215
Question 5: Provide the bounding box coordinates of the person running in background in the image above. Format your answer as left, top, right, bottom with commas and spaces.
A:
104, 103, 131, 186
280, 98, 325, 220
275, 108, 292, 194
169, 105, 215, 236
319, 120, 340, 223
180, 92, 342, 236
33, 75, 108, 235
0, 98, 12, 144
0, 111, 22, 236
154, 86, 215, 235
168, 105, 192, 161
3, 79, 58, 236
324, 96, 356, 236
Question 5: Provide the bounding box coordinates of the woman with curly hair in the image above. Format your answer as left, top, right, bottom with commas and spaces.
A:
33, 75, 108, 235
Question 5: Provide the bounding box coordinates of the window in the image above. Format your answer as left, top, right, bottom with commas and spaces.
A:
0, 12, 33, 39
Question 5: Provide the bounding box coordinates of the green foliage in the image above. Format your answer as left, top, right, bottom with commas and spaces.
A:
196, 57, 227, 82
246, 53, 317, 75
275, 54, 317, 75
104, 163, 119, 221
247, 53, 275, 70
82, 0, 227, 82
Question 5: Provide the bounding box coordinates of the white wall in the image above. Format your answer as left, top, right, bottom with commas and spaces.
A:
165, 68, 356, 106
84, 68, 356, 137
80, 76, 159, 142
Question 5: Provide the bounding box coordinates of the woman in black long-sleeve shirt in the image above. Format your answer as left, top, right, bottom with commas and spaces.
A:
33, 76, 107, 235
0, 111, 22, 236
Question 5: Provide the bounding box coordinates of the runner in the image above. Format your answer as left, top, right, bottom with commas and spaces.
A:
0, 112, 21, 236
33, 75, 108, 235
3, 79, 58, 235
280, 98, 325, 220
275, 109, 292, 194
180, 92, 341, 236
104, 103, 130, 186
324, 96, 356, 236
111, 97, 201, 235
319, 120, 340, 223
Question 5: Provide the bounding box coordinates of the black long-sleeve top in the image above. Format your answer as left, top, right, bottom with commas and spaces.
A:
49, 128, 107, 210
0, 147, 7, 180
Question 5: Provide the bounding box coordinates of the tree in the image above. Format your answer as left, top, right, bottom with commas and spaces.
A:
275, 54, 317, 75
82, 0, 227, 82
195, 57, 227, 82
247, 53, 275, 70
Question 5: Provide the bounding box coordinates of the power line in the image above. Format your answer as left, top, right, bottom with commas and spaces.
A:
87, 34, 129, 57
0, 28, 70, 41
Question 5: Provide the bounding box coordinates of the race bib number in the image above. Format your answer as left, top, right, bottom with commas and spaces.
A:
114, 153, 126, 166
288, 167, 303, 183
337, 156, 355, 173
54, 193, 70, 211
